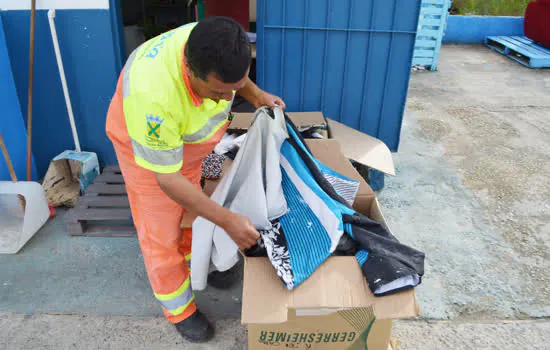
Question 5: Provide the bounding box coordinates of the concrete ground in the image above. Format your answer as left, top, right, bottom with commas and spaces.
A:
392, 45, 550, 321
1, 45, 549, 349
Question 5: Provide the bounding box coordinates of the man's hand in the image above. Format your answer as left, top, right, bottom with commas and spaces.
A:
156, 172, 261, 250
222, 213, 260, 250
237, 77, 286, 110
254, 91, 286, 110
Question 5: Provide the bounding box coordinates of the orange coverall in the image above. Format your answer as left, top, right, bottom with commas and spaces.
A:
106, 76, 229, 323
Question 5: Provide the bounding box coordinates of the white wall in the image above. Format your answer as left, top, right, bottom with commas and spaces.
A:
0, 0, 108, 10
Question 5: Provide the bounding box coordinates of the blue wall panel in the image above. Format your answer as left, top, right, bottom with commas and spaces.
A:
443, 16, 524, 44
1, 9, 119, 177
0, 15, 37, 181
257, 0, 421, 151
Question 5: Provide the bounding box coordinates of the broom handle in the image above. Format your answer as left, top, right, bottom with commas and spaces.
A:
48, 9, 81, 152
26, 0, 36, 181
0, 133, 18, 182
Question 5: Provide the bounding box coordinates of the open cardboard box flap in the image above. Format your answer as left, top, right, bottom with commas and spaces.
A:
242, 257, 419, 324
307, 139, 375, 199
327, 118, 395, 176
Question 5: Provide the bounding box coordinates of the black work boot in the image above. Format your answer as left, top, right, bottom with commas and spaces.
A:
174, 310, 214, 343
207, 263, 241, 289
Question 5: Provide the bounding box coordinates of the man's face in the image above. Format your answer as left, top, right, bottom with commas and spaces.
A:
188, 67, 249, 103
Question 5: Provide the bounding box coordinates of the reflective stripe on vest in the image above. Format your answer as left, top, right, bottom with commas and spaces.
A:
154, 277, 195, 316
130, 138, 183, 166
122, 46, 140, 99
181, 101, 232, 143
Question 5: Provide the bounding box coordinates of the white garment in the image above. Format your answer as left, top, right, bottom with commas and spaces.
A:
191, 107, 288, 290
213, 132, 246, 155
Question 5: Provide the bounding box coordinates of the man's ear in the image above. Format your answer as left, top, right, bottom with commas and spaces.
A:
183, 56, 193, 77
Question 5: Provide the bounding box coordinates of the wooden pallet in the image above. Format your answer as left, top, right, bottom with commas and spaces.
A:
412, 0, 452, 71
485, 36, 550, 69
65, 165, 136, 237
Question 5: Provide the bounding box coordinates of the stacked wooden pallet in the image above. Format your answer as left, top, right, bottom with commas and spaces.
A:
65, 165, 136, 237
485, 36, 550, 69
412, 0, 452, 71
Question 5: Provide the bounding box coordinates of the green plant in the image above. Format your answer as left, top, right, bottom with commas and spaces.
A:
452, 0, 531, 16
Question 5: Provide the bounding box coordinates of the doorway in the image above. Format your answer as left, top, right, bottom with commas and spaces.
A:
109, 0, 258, 110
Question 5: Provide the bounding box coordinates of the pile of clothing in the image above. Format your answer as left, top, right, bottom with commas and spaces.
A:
192, 107, 424, 297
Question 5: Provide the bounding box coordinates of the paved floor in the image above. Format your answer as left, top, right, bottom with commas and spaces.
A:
1, 313, 548, 350
0, 211, 243, 319
1, 45, 549, 348
390, 44, 549, 320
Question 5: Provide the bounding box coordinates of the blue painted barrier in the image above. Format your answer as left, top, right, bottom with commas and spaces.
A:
0, 15, 37, 181
443, 16, 524, 44
1, 8, 120, 177
257, 0, 422, 152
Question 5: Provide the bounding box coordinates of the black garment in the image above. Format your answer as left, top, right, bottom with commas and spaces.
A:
343, 213, 425, 296
332, 233, 359, 256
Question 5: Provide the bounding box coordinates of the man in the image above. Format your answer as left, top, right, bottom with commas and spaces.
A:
106, 17, 285, 342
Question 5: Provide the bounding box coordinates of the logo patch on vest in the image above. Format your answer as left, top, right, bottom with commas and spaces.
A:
146, 114, 164, 139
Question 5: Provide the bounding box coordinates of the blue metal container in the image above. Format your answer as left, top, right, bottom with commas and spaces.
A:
256, 0, 421, 151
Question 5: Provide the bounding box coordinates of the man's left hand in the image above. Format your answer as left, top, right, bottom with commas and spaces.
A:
255, 91, 286, 110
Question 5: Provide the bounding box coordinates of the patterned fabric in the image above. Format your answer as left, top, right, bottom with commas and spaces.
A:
323, 173, 360, 207
258, 221, 294, 288
201, 153, 226, 180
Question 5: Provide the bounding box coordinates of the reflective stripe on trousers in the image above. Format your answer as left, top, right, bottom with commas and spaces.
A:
154, 276, 195, 316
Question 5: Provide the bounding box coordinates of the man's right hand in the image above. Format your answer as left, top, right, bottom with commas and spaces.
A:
154, 172, 260, 250
223, 213, 260, 250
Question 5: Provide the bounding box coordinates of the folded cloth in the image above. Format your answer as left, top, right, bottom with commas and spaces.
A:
194, 106, 425, 296
191, 107, 288, 290
263, 115, 425, 295
201, 153, 226, 180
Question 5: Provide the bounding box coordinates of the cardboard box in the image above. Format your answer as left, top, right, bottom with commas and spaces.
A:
206, 112, 417, 349
230, 111, 327, 131
242, 138, 418, 350
326, 118, 395, 176
41, 151, 100, 207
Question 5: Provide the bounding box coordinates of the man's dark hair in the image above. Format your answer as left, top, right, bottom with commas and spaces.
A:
185, 17, 251, 83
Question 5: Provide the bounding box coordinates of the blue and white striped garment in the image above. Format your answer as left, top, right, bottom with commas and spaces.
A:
261, 124, 358, 290
252, 111, 425, 296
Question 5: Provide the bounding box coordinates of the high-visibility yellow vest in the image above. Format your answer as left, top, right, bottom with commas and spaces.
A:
122, 23, 233, 173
